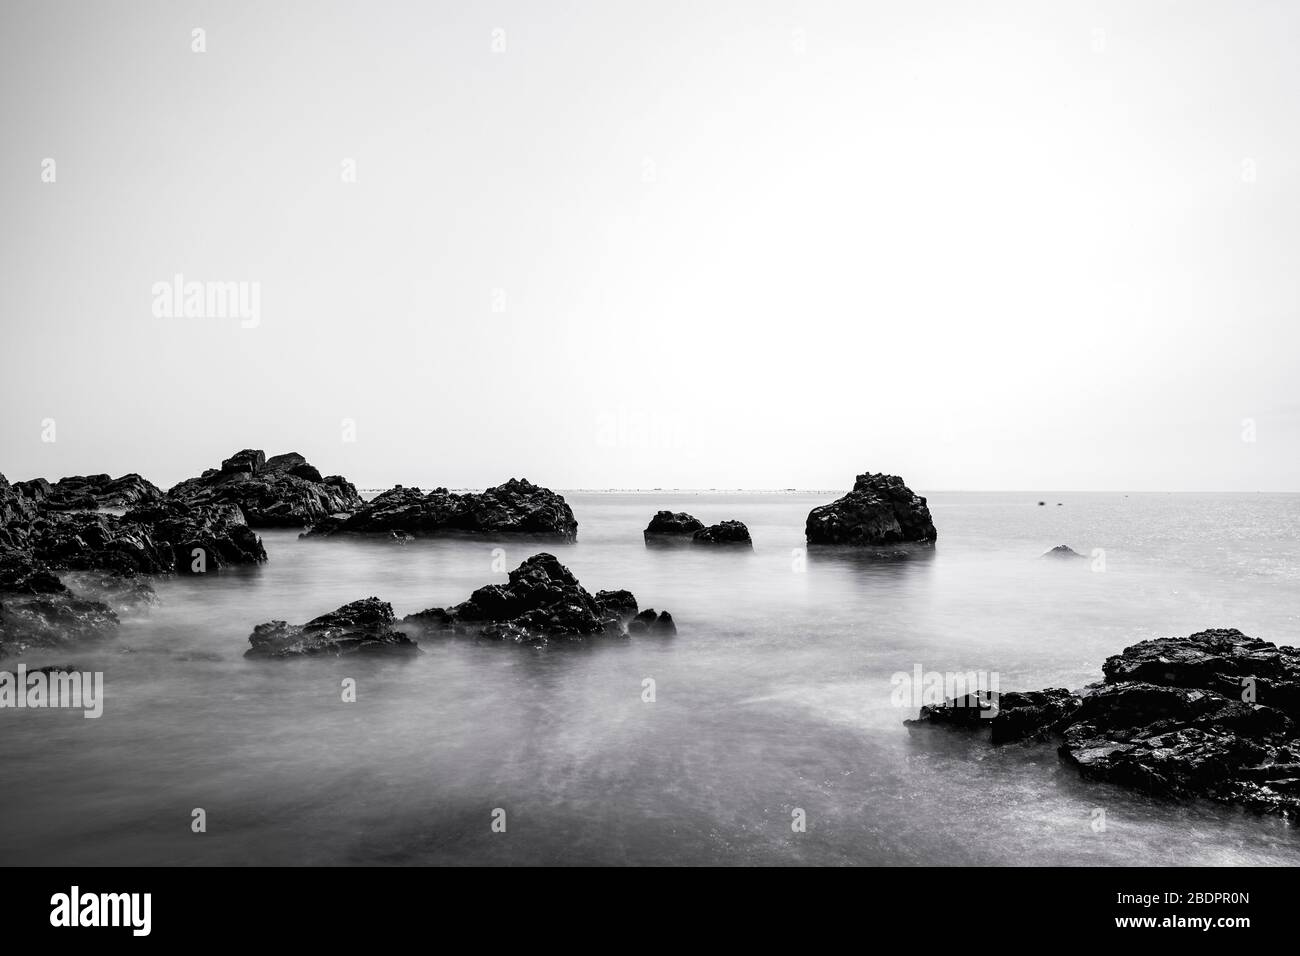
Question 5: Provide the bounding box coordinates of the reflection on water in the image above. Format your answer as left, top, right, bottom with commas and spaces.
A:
1, 491, 1298, 865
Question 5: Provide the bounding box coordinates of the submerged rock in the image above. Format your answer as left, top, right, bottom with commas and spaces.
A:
643, 510, 705, 546
0, 594, 119, 658
246, 597, 419, 659
692, 520, 753, 548
402, 552, 671, 646
169, 449, 363, 528
907, 628, 1300, 819
806, 473, 937, 546
627, 609, 676, 635
306, 478, 577, 541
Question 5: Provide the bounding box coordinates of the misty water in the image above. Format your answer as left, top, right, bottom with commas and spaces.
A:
3, 491, 1299, 865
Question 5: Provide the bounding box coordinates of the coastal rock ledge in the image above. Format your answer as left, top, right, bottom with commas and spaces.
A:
806, 473, 937, 546
306, 478, 577, 541
907, 628, 1300, 819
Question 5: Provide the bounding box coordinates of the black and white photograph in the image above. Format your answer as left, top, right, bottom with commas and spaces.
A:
1, 0, 1294, 933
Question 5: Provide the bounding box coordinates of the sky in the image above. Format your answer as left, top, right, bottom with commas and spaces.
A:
2, 0, 1297, 492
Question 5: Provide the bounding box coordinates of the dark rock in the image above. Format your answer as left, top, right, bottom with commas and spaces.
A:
0, 594, 119, 657
643, 510, 705, 546
806, 473, 937, 546
907, 628, 1300, 819
1042, 545, 1086, 559
626, 608, 676, 635
121, 501, 267, 573
401, 552, 669, 645
593, 589, 639, 622
992, 689, 1082, 744
168, 449, 363, 528
904, 692, 997, 730
0, 550, 67, 595
40, 473, 162, 511
246, 597, 418, 659
307, 478, 577, 541
693, 520, 753, 548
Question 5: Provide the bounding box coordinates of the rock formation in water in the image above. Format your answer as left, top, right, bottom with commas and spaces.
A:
907, 628, 1300, 819
643, 510, 705, 546
402, 552, 672, 645
306, 478, 578, 541
693, 520, 753, 548
805, 473, 937, 546
0, 469, 267, 658
246, 597, 419, 659
169, 449, 363, 528
1042, 545, 1086, 559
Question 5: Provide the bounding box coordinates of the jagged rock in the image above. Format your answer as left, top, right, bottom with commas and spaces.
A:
168, 449, 363, 528
1042, 545, 1086, 559
40, 473, 162, 511
643, 511, 705, 546
307, 478, 577, 541
693, 520, 752, 548
401, 552, 669, 645
908, 628, 1300, 819
124, 500, 267, 573
0, 550, 66, 595
806, 473, 937, 546
904, 692, 997, 730
246, 597, 418, 659
593, 589, 639, 622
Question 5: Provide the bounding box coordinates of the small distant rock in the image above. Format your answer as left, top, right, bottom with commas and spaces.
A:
693, 520, 752, 548
627, 609, 676, 635
1042, 545, 1086, 560
643, 511, 705, 546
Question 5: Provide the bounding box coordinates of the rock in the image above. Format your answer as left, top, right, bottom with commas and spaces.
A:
0, 550, 66, 595
1042, 545, 1086, 559
0, 594, 119, 657
643, 510, 705, 546
626, 609, 676, 635
1038, 501, 1046, 506
307, 478, 577, 541
246, 597, 418, 659
806, 473, 937, 546
693, 520, 753, 548
907, 628, 1300, 819
40, 473, 162, 511
593, 589, 639, 622
121, 501, 268, 573
168, 449, 363, 528
904, 692, 997, 730
401, 552, 670, 645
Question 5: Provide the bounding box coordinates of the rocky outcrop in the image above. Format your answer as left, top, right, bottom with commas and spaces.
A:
246, 597, 419, 659
0, 594, 119, 659
627, 609, 676, 635
1042, 545, 1086, 559
693, 520, 752, 548
806, 472, 936, 546
643, 510, 705, 546
123, 501, 267, 573
40, 473, 162, 511
907, 629, 1300, 819
401, 552, 671, 646
307, 478, 578, 541
168, 449, 363, 528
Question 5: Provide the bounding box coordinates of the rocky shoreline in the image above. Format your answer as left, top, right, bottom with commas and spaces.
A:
907, 628, 1300, 820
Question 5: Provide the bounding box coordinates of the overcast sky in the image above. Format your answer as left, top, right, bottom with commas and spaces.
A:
2, 0, 1297, 491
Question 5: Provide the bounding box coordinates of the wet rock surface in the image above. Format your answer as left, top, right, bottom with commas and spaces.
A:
908, 628, 1300, 819
246, 597, 419, 659
402, 552, 672, 646
169, 449, 363, 528
806, 472, 937, 546
39, 473, 162, 511
306, 478, 577, 541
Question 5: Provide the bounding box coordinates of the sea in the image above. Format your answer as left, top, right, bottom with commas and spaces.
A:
2, 490, 1298, 865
